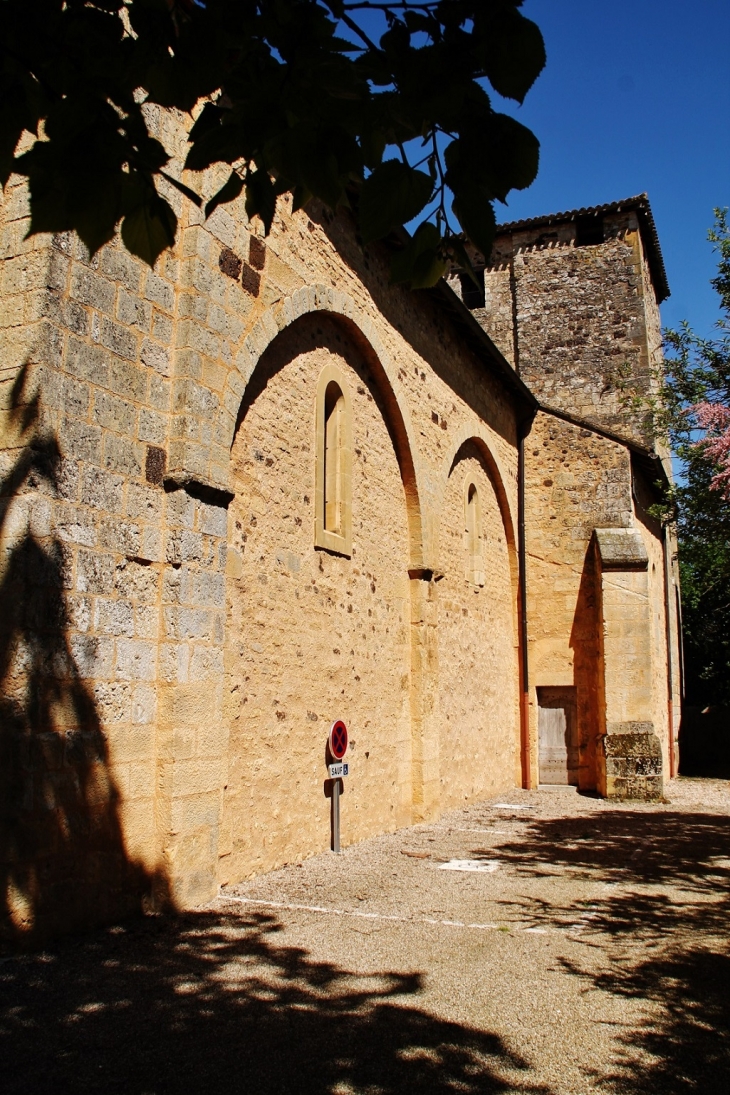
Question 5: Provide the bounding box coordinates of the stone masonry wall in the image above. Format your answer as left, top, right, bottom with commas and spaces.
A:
446, 211, 663, 451
437, 442, 520, 807
632, 467, 675, 777
453, 207, 678, 795
509, 213, 655, 447
0, 110, 524, 939
222, 316, 412, 880
523, 412, 632, 789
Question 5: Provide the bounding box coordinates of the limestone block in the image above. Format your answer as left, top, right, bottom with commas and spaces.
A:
70, 264, 115, 315
597, 723, 663, 800
100, 316, 138, 362
594, 527, 649, 570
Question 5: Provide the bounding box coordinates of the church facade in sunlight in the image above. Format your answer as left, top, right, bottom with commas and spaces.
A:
0, 132, 681, 942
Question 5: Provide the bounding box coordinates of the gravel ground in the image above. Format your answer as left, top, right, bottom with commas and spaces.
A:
2, 777, 729, 1094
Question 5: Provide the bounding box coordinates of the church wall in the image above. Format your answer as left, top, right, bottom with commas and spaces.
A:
632, 472, 673, 778
0, 141, 523, 938
467, 266, 515, 368
437, 443, 520, 807
523, 412, 632, 790
221, 315, 412, 880
461, 211, 680, 796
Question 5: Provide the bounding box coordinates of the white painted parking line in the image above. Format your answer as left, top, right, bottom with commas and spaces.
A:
445, 828, 514, 835
439, 859, 500, 873
220, 895, 538, 934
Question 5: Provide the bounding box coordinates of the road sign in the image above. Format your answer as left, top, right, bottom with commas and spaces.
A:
328, 762, 349, 779
328, 719, 348, 760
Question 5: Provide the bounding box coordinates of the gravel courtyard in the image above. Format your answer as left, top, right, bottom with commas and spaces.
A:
2, 777, 729, 1094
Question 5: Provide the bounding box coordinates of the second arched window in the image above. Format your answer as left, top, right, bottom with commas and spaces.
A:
465, 478, 485, 586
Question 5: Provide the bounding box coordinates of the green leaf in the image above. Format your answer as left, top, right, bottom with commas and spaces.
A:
390, 222, 447, 288
446, 116, 539, 205
204, 170, 243, 219
489, 114, 541, 194
359, 160, 434, 244
188, 103, 226, 145
359, 128, 387, 170
451, 183, 496, 259
410, 248, 448, 290
299, 147, 344, 210
291, 184, 313, 214
121, 195, 177, 267
245, 169, 278, 235
448, 237, 480, 287
476, 8, 546, 104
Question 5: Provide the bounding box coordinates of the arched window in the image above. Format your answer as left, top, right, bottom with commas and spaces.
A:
465, 478, 484, 586
315, 364, 352, 556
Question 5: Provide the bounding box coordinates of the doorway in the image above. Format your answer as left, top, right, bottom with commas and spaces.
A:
537, 686, 578, 786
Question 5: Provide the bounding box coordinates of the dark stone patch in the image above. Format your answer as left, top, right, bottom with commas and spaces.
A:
219, 248, 243, 280
248, 236, 266, 270
145, 446, 167, 486
241, 264, 261, 297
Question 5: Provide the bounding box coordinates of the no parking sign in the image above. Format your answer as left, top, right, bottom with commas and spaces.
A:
328, 719, 348, 761
327, 719, 349, 855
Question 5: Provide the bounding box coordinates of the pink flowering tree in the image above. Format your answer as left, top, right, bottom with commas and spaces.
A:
664, 208, 730, 492
693, 402, 730, 499
662, 209, 730, 704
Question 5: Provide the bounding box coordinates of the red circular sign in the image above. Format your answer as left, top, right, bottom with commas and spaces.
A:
328, 720, 348, 760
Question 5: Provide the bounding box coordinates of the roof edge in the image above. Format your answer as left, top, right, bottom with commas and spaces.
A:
385, 223, 538, 418
429, 278, 538, 418
494, 194, 670, 304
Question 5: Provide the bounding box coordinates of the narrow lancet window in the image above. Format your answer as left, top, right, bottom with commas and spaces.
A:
315, 364, 352, 556
324, 382, 344, 533
465, 479, 485, 586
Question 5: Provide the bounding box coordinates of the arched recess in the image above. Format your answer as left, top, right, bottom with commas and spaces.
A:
439, 423, 518, 564
221, 309, 420, 882
436, 433, 524, 803
219, 285, 428, 573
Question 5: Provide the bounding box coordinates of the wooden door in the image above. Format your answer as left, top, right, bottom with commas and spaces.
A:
538, 687, 578, 785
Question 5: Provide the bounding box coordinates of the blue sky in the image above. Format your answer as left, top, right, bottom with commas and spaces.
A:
497, 0, 730, 338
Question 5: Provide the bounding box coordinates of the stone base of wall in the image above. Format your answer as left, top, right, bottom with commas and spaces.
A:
597, 722, 663, 801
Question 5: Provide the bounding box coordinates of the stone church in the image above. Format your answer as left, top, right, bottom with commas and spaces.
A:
0, 131, 681, 943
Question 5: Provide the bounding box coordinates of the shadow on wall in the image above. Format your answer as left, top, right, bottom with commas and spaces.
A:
469, 806, 730, 1094
0, 907, 551, 1095
568, 542, 601, 792
0, 364, 168, 948
679, 706, 730, 778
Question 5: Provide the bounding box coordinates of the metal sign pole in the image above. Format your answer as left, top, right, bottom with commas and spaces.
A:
332, 778, 341, 854
327, 720, 348, 854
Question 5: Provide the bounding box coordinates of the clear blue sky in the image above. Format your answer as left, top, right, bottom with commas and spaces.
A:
498, 0, 730, 338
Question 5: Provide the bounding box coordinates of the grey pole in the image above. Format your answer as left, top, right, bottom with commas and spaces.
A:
332, 778, 341, 853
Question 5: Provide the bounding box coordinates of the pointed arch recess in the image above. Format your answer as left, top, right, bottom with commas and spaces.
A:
443, 430, 525, 780
221, 285, 426, 572
441, 425, 517, 559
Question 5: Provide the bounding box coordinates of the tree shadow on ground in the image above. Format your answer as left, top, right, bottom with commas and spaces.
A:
0, 364, 165, 946
468, 806, 730, 1093
0, 907, 552, 1095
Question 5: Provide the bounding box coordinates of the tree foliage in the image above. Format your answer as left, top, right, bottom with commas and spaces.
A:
662, 210, 730, 704
0, 0, 545, 284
